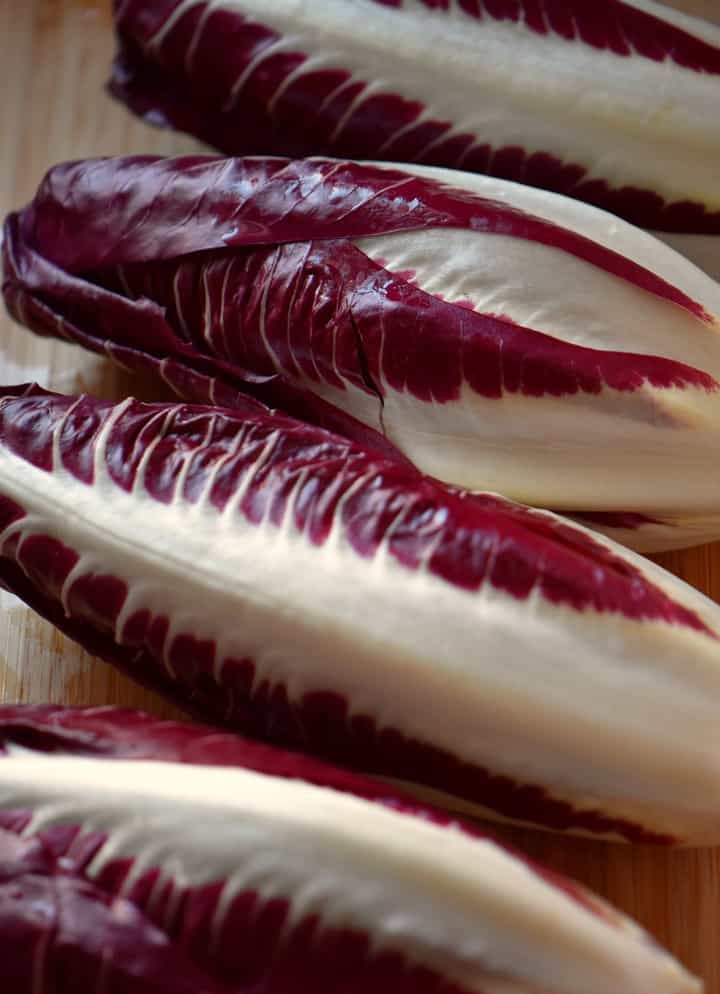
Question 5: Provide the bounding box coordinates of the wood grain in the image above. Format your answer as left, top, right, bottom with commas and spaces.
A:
0, 0, 718, 989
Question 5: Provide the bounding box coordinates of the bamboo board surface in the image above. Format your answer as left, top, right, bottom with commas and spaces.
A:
1, 0, 719, 988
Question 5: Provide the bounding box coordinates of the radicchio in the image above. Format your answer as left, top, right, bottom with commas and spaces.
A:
110, 0, 720, 275
1, 384, 720, 843
4, 155, 720, 550
0, 704, 701, 994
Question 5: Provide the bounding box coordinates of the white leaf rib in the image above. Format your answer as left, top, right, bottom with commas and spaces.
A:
223, 36, 300, 113
147, 0, 203, 50
184, 0, 215, 73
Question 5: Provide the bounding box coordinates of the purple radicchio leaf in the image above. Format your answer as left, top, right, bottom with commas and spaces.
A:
109, 0, 720, 276
0, 704, 700, 994
4, 155, 720, 550
0, 384, 719, 844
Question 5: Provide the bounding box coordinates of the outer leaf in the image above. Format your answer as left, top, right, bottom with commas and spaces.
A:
0, 705, 701, 994
110, 0, 720, 273
565, 509, 720, 554
5, 155, 720, 550
2, 384, 720, 843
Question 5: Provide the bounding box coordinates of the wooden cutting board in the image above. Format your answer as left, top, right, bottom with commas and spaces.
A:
1, 0, 719, 988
